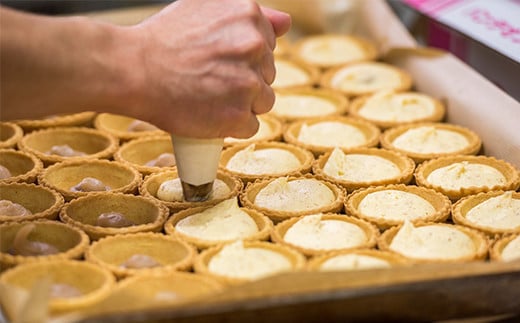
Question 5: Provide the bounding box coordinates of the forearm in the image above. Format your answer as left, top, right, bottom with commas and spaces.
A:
0, 6, 141, 121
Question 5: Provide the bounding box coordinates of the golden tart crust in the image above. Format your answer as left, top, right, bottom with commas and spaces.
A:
452, 190, 520, 236
380, 122, 482, 163
313, 147, 415, 193
0, 220, 90, 271
321, 62, 412, 97
490, 234, 520, 262
271, 213, 379, 257
240, 174, 345, 223
292, 34, 378, 69
414, 155, 520, 201
345, 184, 451, 230
0, 183, 64, 223
140, 169, 242, 213
269, 88, 348, 122
39, 159, 141, 201
378, 221, 489, 263
0, 149, 42, 184
349, 90, 445, 129
224, 114, 284, 147
94, 113, 166, 141
17, 127, 119, 166
0, 259, 115, 316
272, 57, 320, 90
283, 116, 381, 157
164, 198, 272, 249
59, 193, 169, 241
85, 232, 196, 279
307, 249, 409, 272
114, 135, 175, 175
14, 111, 96, 132
0, 122, 23, 149
220, 141, 314, 184
194, 240, 306, 285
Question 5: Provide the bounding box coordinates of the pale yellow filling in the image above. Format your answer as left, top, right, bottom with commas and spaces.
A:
389, 221, 476, 260
320, 254, 392, 271
272, 94, 337, 118
466, 192, 520, 230
299, 37, 366, 65
501, 235, 520, 261
331, 64, 402, 92
224, 115, 274, 144
392, 126, 469, 154
208, 240, 292, 280
358, 190, 436, 221
272, 60, 310, 88
175, 198, 258, 241
225, 144, 301, 175
254, 177, 336, 212
323, 147, 400, 182
359, 91, 436, 122
298, 122, 366, 148
156, 178, 230, 202
283, 214, 367, 250
426, 162, 506, 190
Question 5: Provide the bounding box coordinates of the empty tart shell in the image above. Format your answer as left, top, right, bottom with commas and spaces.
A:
0, 183, 64, 223
452, 190, 520, 237
240, 174, 345, 223
345, 184, 451, 230
490, 234, 520, 262
220, 141, 314, 184
271, 213, 379, 257
18, 127, 119, 166
0, 259, 114, 316
283, 116, 381, 157
194, 240, 306, 285
378, 222, 489, 263
272, 57, 320, 90
164, 199, 273, 249
312, 147, 415, 193
94, 113, 166, 141
307, 249, 409, 272
0, 220, 90, 271
269, 87, 349, 122
59, 193, 169, 240
292, 34, 379, 70
0, 122, 23, 149
349, 90, 445, 130
114, 135, 175, 176
85, 232, 196, 279
0, 149, 42, 184
14, 111, 96, 133
321, 61, 412, 97
380, 122, 482, 163
414, 155, 520, 201
140, 169, 242, 213
223, 114, 284, 147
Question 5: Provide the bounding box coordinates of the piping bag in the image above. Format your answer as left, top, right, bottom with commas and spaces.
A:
171, 135, 224, 202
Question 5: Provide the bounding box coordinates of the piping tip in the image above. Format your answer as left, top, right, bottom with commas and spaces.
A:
181, 181, 213, 202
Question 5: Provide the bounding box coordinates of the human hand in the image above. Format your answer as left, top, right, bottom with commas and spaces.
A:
127, 0, 291, 138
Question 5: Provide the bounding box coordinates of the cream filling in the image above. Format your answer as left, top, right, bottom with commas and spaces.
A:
331, 64, 402, 92
465, 192, 520, 230
224, 116, 273, 144
501, 235, 520, 261
272, 94, 338, 118
358, 189, 436, 221
283, 214, 367, 250
389, 221, 476, 260
0, 164, 12, 179
46, 145, 86, 157
272, 60, 310, 88
323, 147, 400, 182
225, 144, 301, 175
320, 254, 392, 271
208, 240, 292, 280
426, 161, 506, 190
299, 38, 366, 65
0, 200, 32, 216
359, 91, 436, 122
175, 198, 258, 241
392, 126, 469, 154
254, 177, 336, 212
298, 122, 366, 148
156, 178, 230, 202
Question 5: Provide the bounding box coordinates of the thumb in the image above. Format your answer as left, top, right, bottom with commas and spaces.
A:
260, 6, 291, 37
